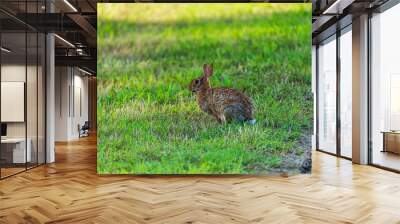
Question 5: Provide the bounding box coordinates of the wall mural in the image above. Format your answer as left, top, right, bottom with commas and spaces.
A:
97, 3, 312, 175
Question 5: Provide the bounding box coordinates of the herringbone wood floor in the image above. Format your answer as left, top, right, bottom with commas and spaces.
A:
1, 135, 400, 224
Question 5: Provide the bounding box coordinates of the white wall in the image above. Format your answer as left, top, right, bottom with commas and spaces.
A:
55, 66, 70, 141
55, 67, 89, 141
1, 65, 25, 81
72, 73, 89, 138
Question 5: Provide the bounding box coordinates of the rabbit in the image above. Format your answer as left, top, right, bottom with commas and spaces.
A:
189, 64, 256, 125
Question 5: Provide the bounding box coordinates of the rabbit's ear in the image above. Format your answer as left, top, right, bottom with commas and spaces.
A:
203, 64, 213, 77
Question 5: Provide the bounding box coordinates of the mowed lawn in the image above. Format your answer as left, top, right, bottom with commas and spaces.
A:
97, 4, 312, 174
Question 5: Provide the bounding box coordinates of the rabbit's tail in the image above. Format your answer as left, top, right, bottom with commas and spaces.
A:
247, 119, 256, 125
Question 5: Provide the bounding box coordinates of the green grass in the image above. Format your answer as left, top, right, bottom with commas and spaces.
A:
97, 3, 312, 174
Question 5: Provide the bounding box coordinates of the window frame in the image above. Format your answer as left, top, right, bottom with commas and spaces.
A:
315, 22, 353, 161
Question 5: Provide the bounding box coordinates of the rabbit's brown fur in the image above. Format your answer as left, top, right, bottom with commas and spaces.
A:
189, 64, 254, 124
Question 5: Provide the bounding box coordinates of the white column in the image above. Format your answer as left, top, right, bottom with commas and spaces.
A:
46, 34, 55, 163
352, 14, 369, 164
46, 32, 55, 163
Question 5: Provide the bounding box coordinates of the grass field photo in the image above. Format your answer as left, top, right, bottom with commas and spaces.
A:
97, 3, 312, 174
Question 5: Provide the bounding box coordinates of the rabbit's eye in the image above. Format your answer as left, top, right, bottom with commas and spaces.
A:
195, 79, 200, 84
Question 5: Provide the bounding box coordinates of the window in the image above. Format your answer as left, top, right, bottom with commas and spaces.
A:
339, 27, 352, 158
317, 35, 337, 154
0, 2, 46, 179
370, 3, 400, 171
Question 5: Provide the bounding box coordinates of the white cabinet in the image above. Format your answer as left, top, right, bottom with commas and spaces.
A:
1, 138, 32, 163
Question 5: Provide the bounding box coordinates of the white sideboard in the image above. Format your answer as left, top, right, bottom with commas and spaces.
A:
1, 138, 32, 163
